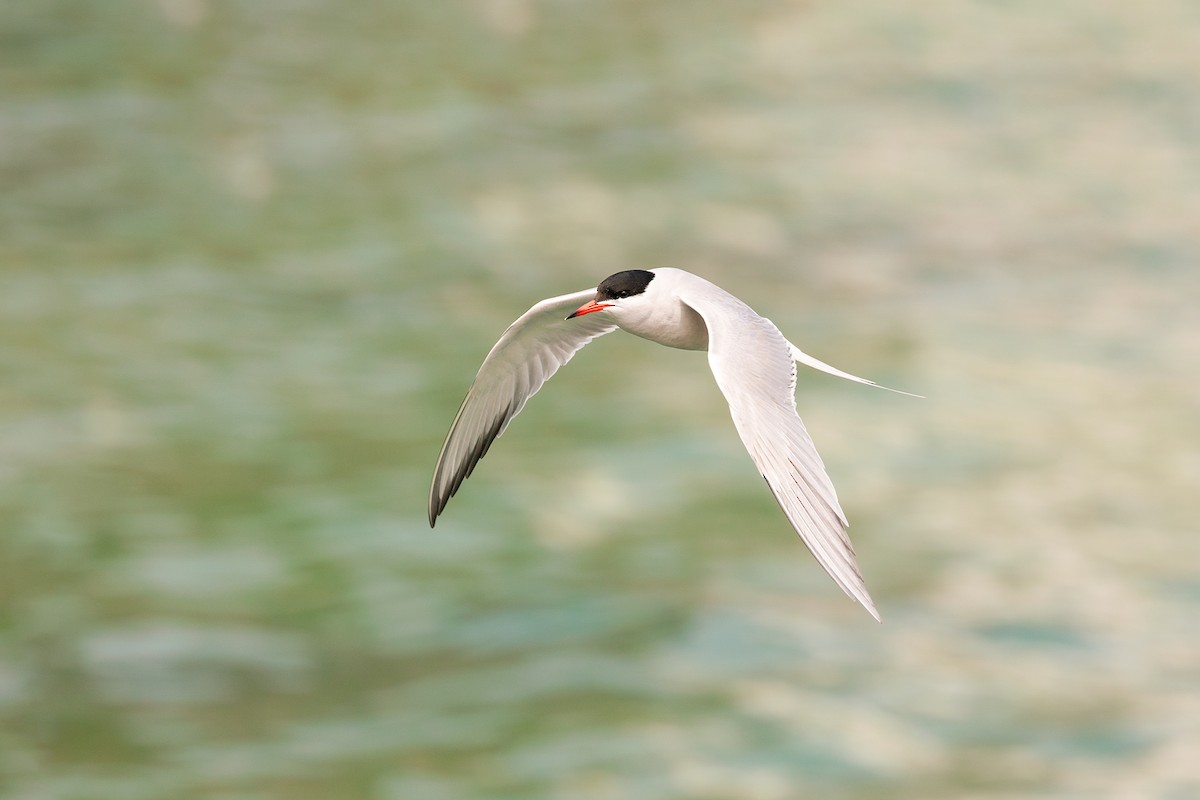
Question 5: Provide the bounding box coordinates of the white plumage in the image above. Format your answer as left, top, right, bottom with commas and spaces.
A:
429, 268, 917, 621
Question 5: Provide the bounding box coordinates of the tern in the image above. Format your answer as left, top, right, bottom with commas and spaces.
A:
428, 268, 917, 620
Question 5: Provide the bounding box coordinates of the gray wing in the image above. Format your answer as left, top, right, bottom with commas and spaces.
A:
679, 283, 880, 621
429, 288, 618, 526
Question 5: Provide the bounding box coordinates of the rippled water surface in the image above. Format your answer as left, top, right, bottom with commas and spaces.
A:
3, 2, 1199, 798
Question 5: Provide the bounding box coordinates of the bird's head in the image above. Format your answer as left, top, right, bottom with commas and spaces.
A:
566, 269, 657, 320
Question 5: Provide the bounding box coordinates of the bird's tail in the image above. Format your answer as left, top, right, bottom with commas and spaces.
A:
788, 342, 923, 398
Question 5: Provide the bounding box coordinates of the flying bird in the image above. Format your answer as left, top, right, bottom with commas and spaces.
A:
428, 268, 917, 620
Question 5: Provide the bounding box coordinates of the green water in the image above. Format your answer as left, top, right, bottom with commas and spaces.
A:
3, 2, 1199, 798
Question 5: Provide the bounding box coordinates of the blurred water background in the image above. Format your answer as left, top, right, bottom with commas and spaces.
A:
3, 1, 1199, 798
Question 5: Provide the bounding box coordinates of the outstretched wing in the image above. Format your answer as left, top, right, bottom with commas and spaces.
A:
429, 289, 618, 526
679, 282, 880, 621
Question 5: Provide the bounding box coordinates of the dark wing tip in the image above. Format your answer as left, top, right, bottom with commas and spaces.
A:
428, 403, 512, 528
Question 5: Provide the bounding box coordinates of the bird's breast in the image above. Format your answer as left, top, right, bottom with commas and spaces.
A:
617, 296, 709, 351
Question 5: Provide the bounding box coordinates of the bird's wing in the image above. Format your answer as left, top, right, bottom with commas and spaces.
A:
678, 283, 880, 621
429, 288, 618, 526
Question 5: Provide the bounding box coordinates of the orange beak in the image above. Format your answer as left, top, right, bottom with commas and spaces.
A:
566, 299, 612, 319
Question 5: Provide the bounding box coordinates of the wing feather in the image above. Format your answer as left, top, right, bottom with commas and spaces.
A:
678, 282, 880, 621
428, 288, 617, 526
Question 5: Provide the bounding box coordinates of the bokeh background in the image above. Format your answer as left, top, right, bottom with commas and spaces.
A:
3, 1, 1199, 798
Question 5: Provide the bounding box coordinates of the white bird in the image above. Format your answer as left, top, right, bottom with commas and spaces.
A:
429, 268, 917, 621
